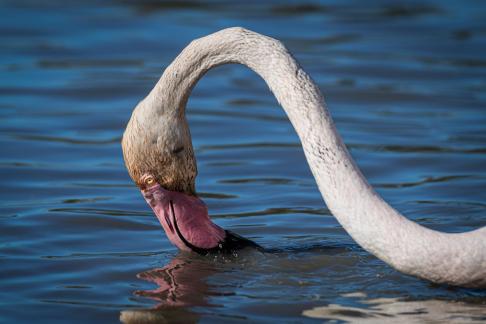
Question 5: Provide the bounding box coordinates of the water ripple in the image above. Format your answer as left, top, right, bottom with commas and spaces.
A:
48, 207, 150, 217
41, 250, 165, 259
375, 175, 473, 189
213, 207, 331, 219
13, 134, 120, 145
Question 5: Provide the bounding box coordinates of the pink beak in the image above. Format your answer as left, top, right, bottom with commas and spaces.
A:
142, 183, 226, 253
142, 182, 263, 254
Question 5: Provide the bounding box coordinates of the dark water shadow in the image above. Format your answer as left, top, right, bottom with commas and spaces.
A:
263, 241, 358, 255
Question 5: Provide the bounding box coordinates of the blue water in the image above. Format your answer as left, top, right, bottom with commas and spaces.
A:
1, 1, 486, 323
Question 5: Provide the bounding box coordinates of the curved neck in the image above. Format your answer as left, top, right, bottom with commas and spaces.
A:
148, 28, 486, 288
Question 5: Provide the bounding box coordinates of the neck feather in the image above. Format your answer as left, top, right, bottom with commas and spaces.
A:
148, 27, 486, 288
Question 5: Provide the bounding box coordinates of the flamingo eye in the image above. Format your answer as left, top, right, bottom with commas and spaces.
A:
145, 176, 155, 186
172, 146, 184, 154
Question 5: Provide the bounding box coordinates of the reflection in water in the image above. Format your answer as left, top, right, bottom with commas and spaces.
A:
120, 254, 220, 323
122, 249, 486, 323
119, 244, 351, 323
303, 292, 486, 323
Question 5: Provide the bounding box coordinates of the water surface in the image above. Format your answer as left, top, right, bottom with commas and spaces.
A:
1, 0, 486, 323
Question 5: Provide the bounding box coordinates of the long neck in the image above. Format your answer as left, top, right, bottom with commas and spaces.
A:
151, 27, 486, 288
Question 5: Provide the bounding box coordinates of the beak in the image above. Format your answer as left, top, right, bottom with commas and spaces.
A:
141, 183, 226, 253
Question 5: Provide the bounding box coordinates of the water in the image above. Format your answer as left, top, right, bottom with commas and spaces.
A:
1, 0, 486, 322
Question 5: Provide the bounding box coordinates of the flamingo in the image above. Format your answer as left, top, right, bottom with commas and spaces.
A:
122, 27, 486, 288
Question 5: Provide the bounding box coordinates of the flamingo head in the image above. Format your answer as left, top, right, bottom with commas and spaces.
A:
121, 98, 227, 252
122, 97, 197, 195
